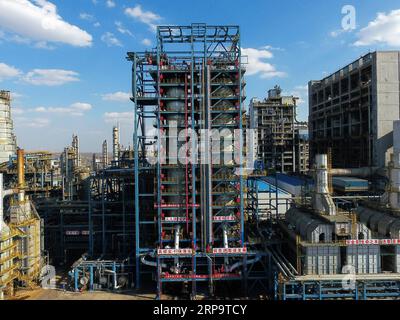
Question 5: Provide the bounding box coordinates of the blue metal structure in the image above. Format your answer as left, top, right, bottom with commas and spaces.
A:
277, 278, 400, 300
69, 259, 128, 292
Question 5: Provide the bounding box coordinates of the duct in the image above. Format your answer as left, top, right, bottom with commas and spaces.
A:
357, 207, 376, 226
378, 215, 397, 236
331, 167, 381, 178
140, 254, 168, 268
312, 154, 336, 216
226, 255, 262, 273
357, 206, 400, 238
286, 208, 333, 243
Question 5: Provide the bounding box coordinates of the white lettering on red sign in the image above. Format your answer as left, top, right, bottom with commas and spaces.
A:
212, 247, 247, 254
213, 216, 235, 222
346, 239, 400, 245
163, 217, 188, 222
157, 249, 193, 255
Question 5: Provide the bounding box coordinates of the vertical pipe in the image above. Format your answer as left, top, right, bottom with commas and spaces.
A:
89, 265, 94, 291
17, 149, 25, 202
74, 268, 79, 292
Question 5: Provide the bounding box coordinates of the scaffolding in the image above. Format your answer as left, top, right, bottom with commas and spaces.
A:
128, 24, 260, 298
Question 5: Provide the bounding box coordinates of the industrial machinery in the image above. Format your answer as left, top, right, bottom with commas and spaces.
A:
276, 127, 400, 299
127, 24, 270, 298
0, 149, 42, 299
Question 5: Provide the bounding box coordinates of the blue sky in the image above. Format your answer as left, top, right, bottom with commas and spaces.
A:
0, 0, 400, 152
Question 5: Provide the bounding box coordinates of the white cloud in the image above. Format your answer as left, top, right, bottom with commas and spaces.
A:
355, 9, 400, 47
115, 21, 133, 37
241, 48, 286, 79
33, 102, 92, 116
102, 91, 131, 103
80, 13, 94, 21
261, 45, 285, 52
142, 38, 152, 46
125, 5, 162, 32
13, 108, 24, 115
104, 111, 134, 124
70, 102, 92, 111
0, 0, 92, 47
15, 116, 50, 128
106, 0, 115, 8
289, 85, 309, 106
101, 32, 122, 47
11, 92, 23, 100
0, 62, 22, 81
22, 69, 80, 86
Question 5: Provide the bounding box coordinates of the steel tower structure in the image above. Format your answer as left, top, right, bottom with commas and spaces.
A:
128, 24, 254, 298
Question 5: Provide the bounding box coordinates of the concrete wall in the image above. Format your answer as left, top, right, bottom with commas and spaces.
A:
375, 52, 400, 167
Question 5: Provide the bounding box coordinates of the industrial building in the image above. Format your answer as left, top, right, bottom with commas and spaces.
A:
309, 51, 400, 168
127, 24, 270, 298
250, 86, 307, 174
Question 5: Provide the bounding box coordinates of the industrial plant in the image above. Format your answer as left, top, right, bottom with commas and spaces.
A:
1, 24, 400, 301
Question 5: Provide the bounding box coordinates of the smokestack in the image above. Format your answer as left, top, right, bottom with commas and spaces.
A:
113, 126, 120, 163
312, 154, 336, 216
17, 148, 25, 202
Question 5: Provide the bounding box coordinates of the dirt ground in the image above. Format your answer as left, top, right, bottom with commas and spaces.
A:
7, 272, 157, 300
9, 288, 157, 300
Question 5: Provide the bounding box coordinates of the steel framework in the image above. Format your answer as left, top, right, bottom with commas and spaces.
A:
128, 24, 264, 298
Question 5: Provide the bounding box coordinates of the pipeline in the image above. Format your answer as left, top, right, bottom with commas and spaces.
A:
226, 255, 262, 273
103, 269, 123, 290
140, 253, 168, 269
330, 167, 382, 178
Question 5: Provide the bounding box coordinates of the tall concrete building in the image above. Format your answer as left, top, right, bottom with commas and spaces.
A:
309, 51, 400, 168
251, 86, 298, 173
0, 91, 16, 164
